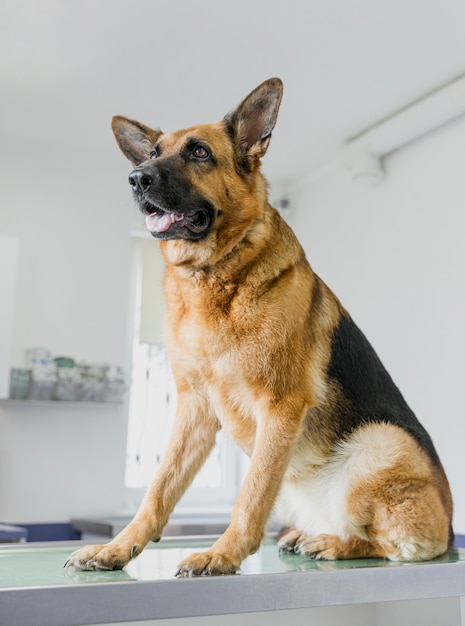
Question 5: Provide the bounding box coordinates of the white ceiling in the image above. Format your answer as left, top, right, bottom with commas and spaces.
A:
2, 0, 465, 185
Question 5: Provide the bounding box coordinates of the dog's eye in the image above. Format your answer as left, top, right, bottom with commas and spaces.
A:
149, 147, 160, 159
193, 145, 210, 160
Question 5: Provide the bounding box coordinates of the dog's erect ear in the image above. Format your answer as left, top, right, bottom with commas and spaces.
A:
224, 77, 283, 163
111, 116, 162, 166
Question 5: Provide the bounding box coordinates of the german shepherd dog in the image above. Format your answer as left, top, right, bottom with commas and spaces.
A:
66, 78, 453, 576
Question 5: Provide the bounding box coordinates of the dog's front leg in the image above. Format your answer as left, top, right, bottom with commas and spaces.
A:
176, 401, 306, 576
65, 394, 219, 571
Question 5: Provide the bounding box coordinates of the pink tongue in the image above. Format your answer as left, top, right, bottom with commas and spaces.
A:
145, 212, 173, 233
145, 212, 185, 234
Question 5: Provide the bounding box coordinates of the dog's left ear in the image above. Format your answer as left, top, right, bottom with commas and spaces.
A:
224, 77, 283, 163
111, 116, 162, 166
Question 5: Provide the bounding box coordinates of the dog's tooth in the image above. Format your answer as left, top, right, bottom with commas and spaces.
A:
171, 213, 175, 224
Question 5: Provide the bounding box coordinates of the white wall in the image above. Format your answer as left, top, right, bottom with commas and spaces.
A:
0, 134, 136, 522
287, 115, 465, 533
0, 236, 18, 398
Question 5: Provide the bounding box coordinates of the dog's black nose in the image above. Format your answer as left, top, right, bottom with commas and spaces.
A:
129, 169, 153, 192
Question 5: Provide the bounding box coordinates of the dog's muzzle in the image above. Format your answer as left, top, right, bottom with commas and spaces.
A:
128, 167, 213, 240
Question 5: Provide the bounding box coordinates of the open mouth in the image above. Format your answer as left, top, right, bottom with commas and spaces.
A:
142, 202, 211, 236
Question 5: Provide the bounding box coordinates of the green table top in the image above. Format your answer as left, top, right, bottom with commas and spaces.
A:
2, 539, 465, 626
1, 538, 464, 590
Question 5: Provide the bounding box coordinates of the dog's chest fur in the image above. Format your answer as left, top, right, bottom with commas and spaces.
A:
162, 251, 335, 465
163, 267, 271, 452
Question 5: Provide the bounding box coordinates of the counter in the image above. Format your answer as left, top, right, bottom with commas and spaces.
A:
70, 513, 232, 540
1, 538, 465, 626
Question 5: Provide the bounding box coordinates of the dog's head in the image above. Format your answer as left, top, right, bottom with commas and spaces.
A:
112, 78, 283, 265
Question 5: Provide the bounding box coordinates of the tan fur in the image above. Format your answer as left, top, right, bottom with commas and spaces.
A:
66, 78, 452, 575
277, 422, 451, 561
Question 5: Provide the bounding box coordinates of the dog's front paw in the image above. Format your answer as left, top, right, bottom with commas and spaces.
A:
64, 543, 140, 571
176, 551, 239, 577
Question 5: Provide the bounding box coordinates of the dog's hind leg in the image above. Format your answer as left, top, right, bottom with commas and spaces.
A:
306, 478, 451, 563
278, 479, 450, 562
345, 434, 453, 562
278, 423, 452, 563
277, 479, 450, 562
277, 528, 307, 553
278, 529, 377, 559
352, 476, 451, 562
293, 534, 380, 559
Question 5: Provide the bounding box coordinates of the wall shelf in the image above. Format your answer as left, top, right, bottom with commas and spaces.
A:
0, 399, 124, 409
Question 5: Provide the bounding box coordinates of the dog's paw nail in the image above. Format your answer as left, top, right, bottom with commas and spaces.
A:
130, 545, 140, 559
278, 543, 292, 553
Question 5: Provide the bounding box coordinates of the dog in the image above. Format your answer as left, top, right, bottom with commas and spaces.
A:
66, 77, 453, 576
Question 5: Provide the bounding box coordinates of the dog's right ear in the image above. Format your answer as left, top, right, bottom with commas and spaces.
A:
224, 77, 283, 167
111, 116, 162, 166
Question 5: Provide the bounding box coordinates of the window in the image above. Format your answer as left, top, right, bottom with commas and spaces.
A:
125, 237, 241, 509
